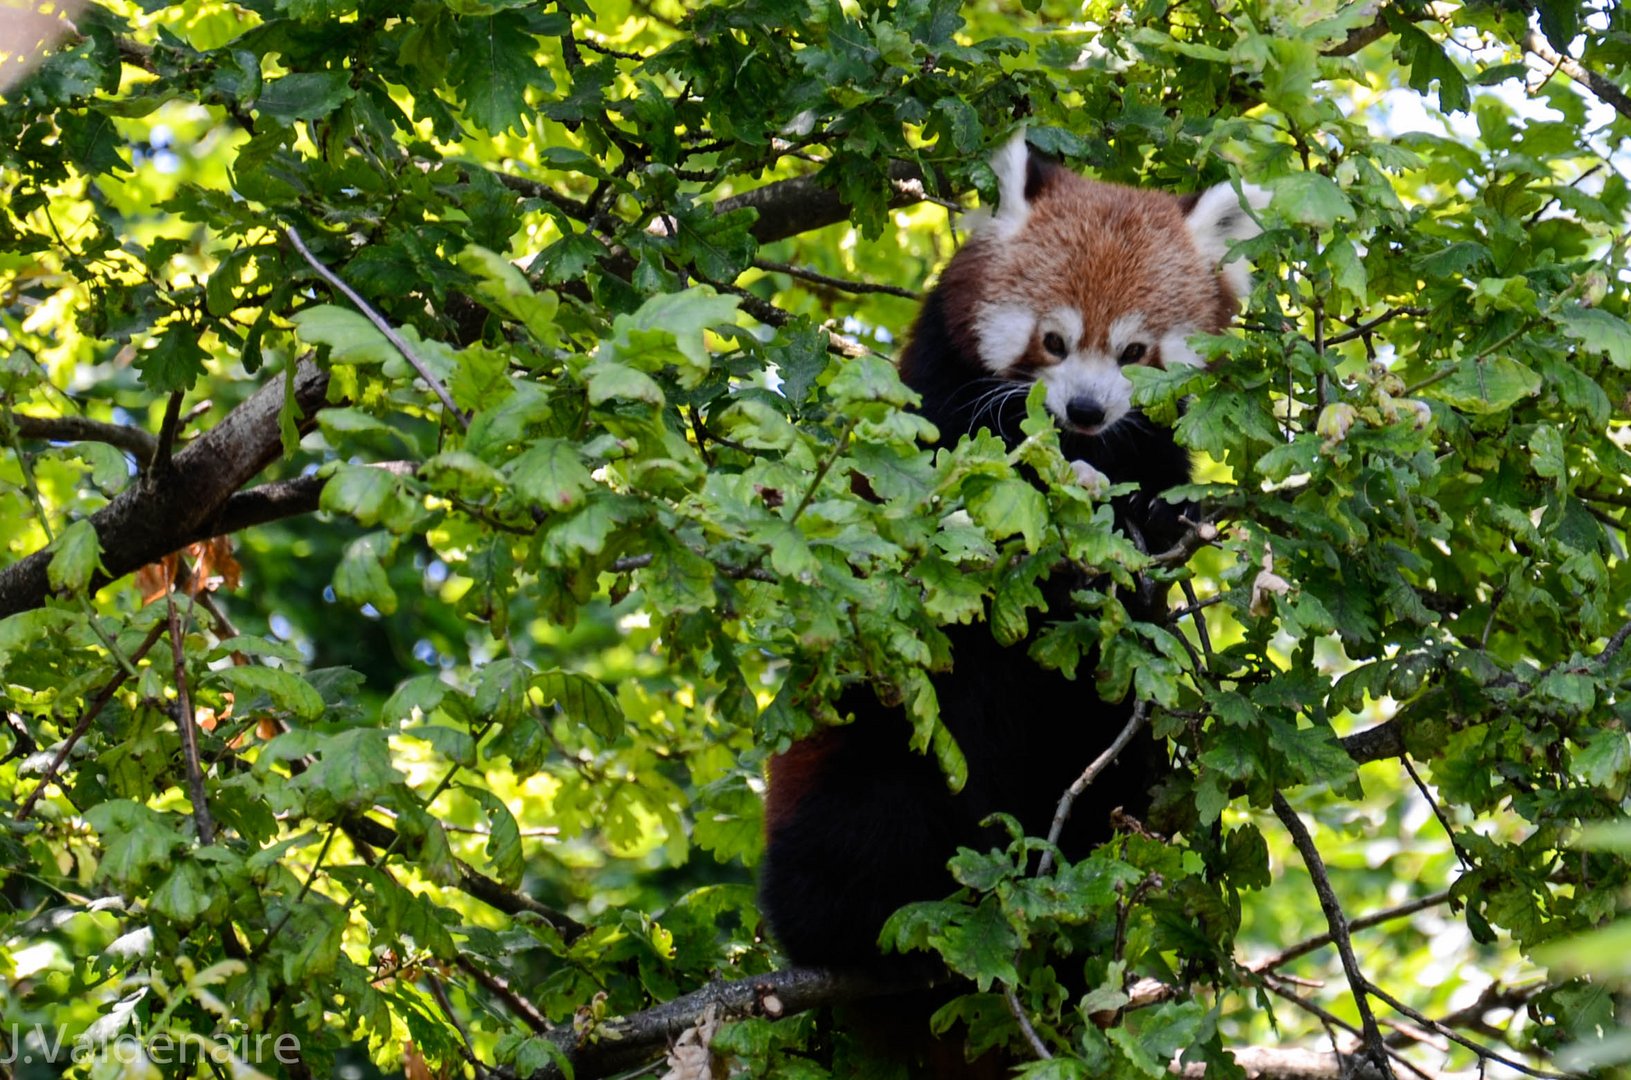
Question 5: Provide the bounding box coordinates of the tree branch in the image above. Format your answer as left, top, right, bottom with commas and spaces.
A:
10, 413, 160, 460
716, 161, 930, 246
14, 622, 167, 820
505, 966, 929, 1080
752, 259, 920, 300
285, 227, 468, 430
166, 588, 216, 844
336, 812, 585, 941
1339, 721, 1403, 765
1271, 793, 1392, 1077
1251, 889, 1453, 971
1361, 979, 1577, 1080
1036, 700, 1151, 877
0, 360, 331, 619
1523, 29, 1631, 123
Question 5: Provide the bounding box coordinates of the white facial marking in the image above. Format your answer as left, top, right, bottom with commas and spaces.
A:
1036, 306, 1083, 355
1037, 352, 1134, 433
1107, 312, 1149, 359
973, 302, 1035, 372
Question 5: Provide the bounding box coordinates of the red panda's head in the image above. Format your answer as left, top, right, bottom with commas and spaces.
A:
936, 133, 1268, 437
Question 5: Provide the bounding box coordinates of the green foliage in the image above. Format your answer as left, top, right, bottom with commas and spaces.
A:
2, 0, 1630, 1077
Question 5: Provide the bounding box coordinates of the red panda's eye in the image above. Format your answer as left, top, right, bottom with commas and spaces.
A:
1042, 332, 1068, 358
1118, 343, 1148, 366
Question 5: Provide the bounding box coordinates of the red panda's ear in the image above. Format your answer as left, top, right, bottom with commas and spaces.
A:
984, 129, 1037, 239
1185, 181, 1271, 297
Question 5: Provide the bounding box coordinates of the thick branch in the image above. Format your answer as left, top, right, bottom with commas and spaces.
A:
0, 361, 331, 619
1325, 12, 1392, 58
174, 462, 417, 549
1340, 721, 1402, 765
716, 161, 929, 246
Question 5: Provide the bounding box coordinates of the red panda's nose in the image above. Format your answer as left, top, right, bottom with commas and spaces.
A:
1066, 397, 1106, 430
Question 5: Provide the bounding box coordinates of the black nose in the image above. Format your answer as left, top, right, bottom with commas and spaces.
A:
1066, 397, 1106, 430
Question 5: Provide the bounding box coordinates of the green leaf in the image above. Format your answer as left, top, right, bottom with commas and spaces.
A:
456, 245, 560, 344
1393, 19, 1469, 112
932, 897, 1020, 992
510, 438, 595, 512
150, 860, 211, 924
1558, 304, 1631, 369
465, 786, 525, 887
47, 519, 102, 593
532, 669, 625, 742
211, 666, 326, 720
1271, 173, 1355, 229
1574, 732, 1630, 789
966, 478, 1048, 550
607, 288, 739, 380
475, 657, 532, 727
136, 323, 209, 392
256, 71, 355, 123
290, 305, 397, 363
334, 533, 398, 614
829, 354, 918, 408
1430, 356, 1542, 414
452, 13, 550, 134
84, 801, 187, 883
584, 357, 664, 406
1530, 425, 1567, 483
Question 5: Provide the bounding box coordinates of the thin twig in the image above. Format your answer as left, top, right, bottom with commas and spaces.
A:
15, 623, 167, 820
711, 279, 872, 358
1256, 975, 1441, 1080
427, 973, 488, 1078
1523, 29, 1631, 123
1037, 701, 1150, 877
789, 418, 857, 523
1271, 793, 1391, 1076
1526, 164, 1605, 226
1179, 580, 1215, 666
1325, 307, 1430, 347
457, 960, 556, 1034
1400, 757, 1473, 870
1168, 592, 1227, 622
284, 227, 469, 429
1362, 979, 1579, 1080
166, 587, 216, 845
1151, 519, 1222, 568
1252, 889, 1454, 971
752, 259, 920, 299
575, 36, 643, 61
1004, 986, 1053, 1060
252, 825, 338, 958
1594, 616, 1631, 667
1394, 983, 1541, 1046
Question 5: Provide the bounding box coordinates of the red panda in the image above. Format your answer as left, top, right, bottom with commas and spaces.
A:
760, 134, 1267, 973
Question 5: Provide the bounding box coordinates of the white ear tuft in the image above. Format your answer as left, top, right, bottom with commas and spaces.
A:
985, 129, 1032, 239
1186, 181, 1269, 297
